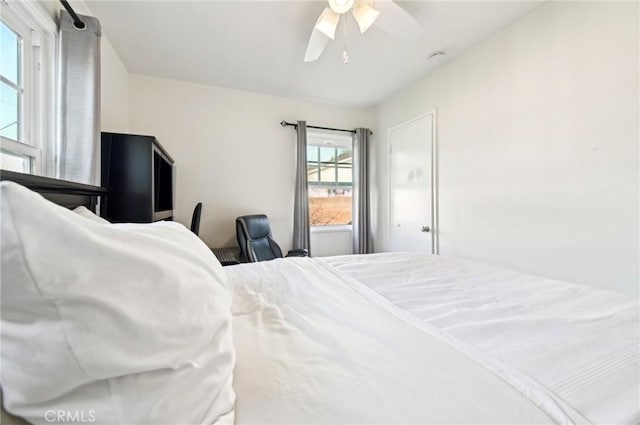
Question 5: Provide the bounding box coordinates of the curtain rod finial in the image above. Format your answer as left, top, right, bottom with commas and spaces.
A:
280, 121, 288, 127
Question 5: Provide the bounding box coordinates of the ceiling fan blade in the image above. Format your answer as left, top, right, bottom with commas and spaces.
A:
373, 0, 422, 39
304, 28, 331, 62
315, 7, 340, 40
352, 2, 380, 33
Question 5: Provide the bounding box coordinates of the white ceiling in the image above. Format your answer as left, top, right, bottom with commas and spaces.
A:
87, 1, 542, 108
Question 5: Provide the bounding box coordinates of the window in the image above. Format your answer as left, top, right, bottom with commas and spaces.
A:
0, 1, 56, 175
307, 133, 353, 226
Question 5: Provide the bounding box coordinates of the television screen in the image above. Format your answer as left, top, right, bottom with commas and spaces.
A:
154, 150, 173, 212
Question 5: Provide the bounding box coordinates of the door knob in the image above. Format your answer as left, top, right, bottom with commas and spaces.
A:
421, 225, 430, 233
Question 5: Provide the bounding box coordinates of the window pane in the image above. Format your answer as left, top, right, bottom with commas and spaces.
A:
307, 146, 318, 162
0, 22, 20, 85
320, 165, 336, 183
319, 146, 335, 162
0, 150, 31, 173
338, 166, 352, 183
337, 148, 351, 164
307, 164, 319, 183
0, 81, 19, 141
309, 187, 352, 226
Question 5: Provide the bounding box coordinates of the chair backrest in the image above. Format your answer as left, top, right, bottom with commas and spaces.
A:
235, 214, 283, 262
191, 202, 202, 236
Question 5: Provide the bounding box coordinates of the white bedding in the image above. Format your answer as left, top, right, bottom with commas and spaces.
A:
8, 181, 637, 425
227, 257, 590, 424
323, 252, 640, 425
0, 182, 236, 424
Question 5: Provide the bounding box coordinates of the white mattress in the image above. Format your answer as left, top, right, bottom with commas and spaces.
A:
323, 252, 640, 425
226, 257, 589, 424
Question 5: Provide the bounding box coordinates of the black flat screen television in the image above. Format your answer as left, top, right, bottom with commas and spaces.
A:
153, 149, 173, 213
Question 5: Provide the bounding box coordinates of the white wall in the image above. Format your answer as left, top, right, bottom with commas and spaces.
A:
97, 38, 130, 133
374, 2, 639, 293
129, 74, 374, 253
311, 229, 353, 257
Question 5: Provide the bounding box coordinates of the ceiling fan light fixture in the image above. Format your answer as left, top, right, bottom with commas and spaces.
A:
315, 7, 340, 39
305, 0, 423, 63
352, 3, 380, 33
328, 0, 355, 14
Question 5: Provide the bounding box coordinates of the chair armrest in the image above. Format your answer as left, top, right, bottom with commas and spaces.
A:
286, 249, 309, 257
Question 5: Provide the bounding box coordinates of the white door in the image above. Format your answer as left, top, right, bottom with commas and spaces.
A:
389, 113, 437, 253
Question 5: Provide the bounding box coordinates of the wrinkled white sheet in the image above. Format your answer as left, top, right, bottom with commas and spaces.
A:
323, 253, 640, 425
227, 257, 588, 424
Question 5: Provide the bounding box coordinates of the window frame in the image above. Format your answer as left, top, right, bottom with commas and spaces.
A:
0, 0, 57, 176
307, 146, 353, 187
306, 130, 354, 228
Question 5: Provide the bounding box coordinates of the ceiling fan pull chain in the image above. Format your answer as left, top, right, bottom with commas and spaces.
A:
343, 19, 349, 64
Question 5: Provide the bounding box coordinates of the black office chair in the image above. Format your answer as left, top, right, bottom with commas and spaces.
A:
236, 214, 309, 263
190, 203, 202, 236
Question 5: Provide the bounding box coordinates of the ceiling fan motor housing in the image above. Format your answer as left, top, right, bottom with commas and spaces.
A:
329, 0, 355, 14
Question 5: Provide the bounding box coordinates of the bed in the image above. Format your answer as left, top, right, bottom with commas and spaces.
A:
1, 173, 638, 425
322, 253, 640, 424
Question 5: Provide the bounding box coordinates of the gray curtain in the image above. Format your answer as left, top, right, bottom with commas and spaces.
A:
57, 11, 101, 185
353, 128, 372, 254
293, 121, 311, 253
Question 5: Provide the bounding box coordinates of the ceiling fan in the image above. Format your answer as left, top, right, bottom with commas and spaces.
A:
304, 0, 423, 63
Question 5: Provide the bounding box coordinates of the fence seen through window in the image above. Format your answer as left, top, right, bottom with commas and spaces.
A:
307, 145, 352, 226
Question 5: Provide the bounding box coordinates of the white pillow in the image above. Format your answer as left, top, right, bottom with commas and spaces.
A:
73, 206, 110, 224
1, 182, 235, 424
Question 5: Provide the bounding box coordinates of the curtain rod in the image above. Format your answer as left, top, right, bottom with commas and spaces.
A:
280, 121, 360, 135
60, 0, 86, 29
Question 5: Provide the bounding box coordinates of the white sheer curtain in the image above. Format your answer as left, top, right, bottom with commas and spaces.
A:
57, 11, 101, 185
